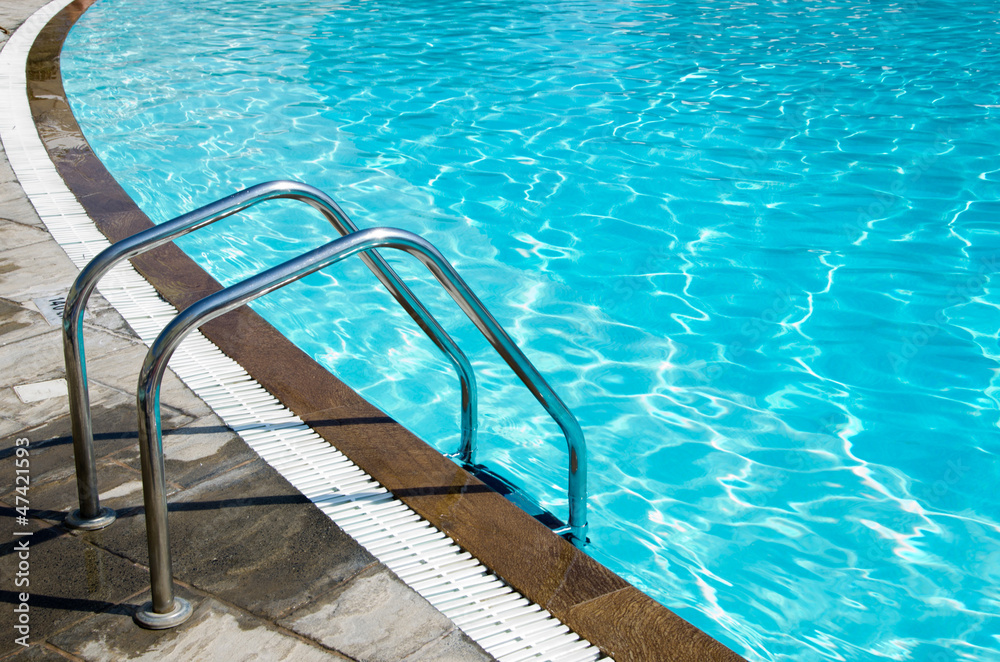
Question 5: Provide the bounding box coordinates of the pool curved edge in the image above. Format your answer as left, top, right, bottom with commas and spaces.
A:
25, 1, 746, 660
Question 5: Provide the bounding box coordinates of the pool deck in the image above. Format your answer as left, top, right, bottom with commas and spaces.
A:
0, 1, 746, 660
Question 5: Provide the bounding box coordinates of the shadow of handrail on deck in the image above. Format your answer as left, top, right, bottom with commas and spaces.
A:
0, 415, 398, 463
0, 590, 124, 614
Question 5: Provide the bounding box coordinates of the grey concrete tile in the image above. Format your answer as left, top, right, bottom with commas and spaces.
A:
0, 380, 130, 440
0, 291, 130, 345
402, 629, 496, 662
0, 152, 13, 180
0, 397, 142, 459
0, 297, 50, 347
0, 370, 199, 444
0, 222, 49, 252
49, 587, 349, 662
0, 398, 179, 518
79, 343, 152, 397
0, 183, 43, 228
0, 153, 13, 183
0, 398, 188, 525
0, 0, 51, 40
0, 378, 193, 449
0, 327, 125, 390
0, 387, 73, 438
0, 455, 150, 525
0, 519, 149, 658
0, 241, 78, 300
0, 330, 68, 388
281, 564, 457, 662
161, 415, 240, 465
78, 327, 143, 371
109, 413, 256, 489
85, 342, 212, 418
0, 414, 18, 438
81, 296, 139, 338
0, 644, 80, 661
157, 371, 215, 421
88, 459, 375, 620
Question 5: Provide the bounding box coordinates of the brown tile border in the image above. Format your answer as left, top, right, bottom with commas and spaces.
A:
24, 3, 745, 661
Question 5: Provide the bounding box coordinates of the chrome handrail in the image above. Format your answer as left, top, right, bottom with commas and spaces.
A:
62, 180, 477, 531
134, 227, 587, 628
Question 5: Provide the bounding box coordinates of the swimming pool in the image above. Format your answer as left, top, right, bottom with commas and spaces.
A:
61, 0, 1000, 659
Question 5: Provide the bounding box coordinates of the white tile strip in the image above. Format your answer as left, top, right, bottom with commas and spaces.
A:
0, 3, 610, 661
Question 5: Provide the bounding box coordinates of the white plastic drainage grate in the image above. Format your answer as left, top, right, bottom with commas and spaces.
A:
0, 4, 611, 661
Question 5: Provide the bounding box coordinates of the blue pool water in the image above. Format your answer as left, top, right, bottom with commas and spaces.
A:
62, 0, 1000, 659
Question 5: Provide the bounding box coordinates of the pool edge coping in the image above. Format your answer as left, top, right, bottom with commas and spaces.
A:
20, 1, 747, 660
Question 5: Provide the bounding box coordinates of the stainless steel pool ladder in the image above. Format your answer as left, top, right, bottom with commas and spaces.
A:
62, 182, 588, 628
62, 180, 477, 533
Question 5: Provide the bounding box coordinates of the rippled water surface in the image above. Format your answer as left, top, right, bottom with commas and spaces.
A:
62, 0, 1000, 658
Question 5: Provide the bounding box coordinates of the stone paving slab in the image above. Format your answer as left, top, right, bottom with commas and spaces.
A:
281, 563, 487, 662
0, 184, 44, 230
0, 517, 150, 659
49, 584, 353, 662
82, 341, 215, 421
0, 382, 135, 441
82, 459, 380, 622
0, 331, 116, 392
0, 222, 50, 253
0, 297, 47, 347
0, 239, 81, 304
110, 412, 258, 490
0, 645, 68, 661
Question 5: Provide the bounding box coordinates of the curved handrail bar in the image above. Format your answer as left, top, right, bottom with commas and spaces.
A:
134, 227, 587, 625
62, 181, 477, 530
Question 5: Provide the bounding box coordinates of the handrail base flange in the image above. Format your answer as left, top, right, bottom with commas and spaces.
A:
134, 598, 193, 630
64, 506, 116, 531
